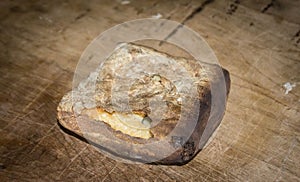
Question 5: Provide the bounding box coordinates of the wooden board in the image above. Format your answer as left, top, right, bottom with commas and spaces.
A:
0, 0, 299, 181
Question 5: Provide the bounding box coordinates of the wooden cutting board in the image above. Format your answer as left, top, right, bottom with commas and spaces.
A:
1, 0, 299, 181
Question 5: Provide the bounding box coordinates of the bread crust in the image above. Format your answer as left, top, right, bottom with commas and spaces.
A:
57, 43, 230, 165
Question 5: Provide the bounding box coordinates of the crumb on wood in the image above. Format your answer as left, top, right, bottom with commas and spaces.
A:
283, 82, 296, 95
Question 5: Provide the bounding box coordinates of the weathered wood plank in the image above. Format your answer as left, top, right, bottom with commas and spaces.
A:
0, 0, 299, 181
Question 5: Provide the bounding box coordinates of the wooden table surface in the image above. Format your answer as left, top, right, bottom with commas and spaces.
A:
1, 0, 299, 181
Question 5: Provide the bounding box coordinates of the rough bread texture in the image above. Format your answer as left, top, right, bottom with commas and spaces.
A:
57, 43, 230, 165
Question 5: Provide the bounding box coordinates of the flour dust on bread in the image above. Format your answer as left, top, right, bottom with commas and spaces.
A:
57, 43, 230, 165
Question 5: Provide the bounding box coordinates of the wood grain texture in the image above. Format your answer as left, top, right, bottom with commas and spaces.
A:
0, 0, 299, 181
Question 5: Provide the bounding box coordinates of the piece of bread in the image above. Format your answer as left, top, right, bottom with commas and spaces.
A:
57, 43, 230, 165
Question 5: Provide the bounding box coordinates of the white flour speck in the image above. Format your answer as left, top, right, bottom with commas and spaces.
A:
283, 82, 296, 95
121, 0, 130, 5
151, 13, 162, 19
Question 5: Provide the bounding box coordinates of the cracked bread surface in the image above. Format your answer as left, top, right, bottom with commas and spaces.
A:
57, 43, 230, 164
